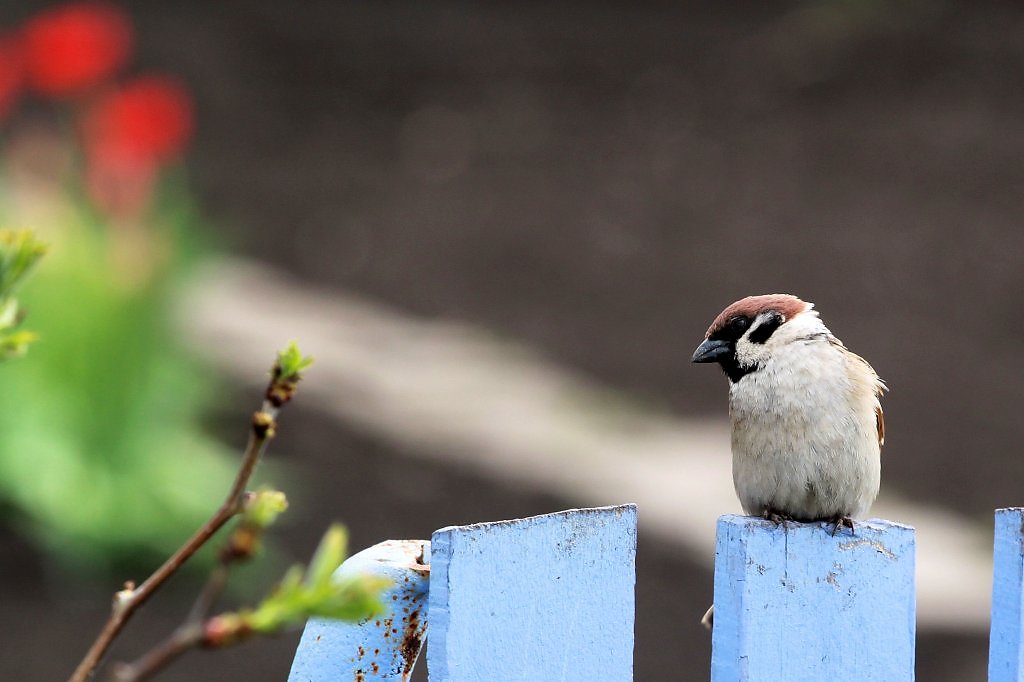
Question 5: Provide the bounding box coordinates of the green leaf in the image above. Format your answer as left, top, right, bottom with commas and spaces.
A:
274, 341, 314, 380
0, 230, 46, 361
277, 565, 305, 593
306, 524, 347, 587
241, 524, 387, 635
0, 330, 40, 360
0, 230, 47, 299
0, 298, 16, 328
306, 574, 390, 621
245, 572, 388, 635
241, 489, 288, 528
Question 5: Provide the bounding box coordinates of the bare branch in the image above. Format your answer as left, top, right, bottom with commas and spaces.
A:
68, 350, 309, 682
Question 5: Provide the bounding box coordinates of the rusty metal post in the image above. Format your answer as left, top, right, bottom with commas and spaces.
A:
288, 539, 430, 681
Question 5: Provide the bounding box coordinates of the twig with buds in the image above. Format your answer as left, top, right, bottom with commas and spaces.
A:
69, 343, 314, 682
108, 520, 383, 682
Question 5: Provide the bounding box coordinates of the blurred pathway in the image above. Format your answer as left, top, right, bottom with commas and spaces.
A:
183, 258, 992, 632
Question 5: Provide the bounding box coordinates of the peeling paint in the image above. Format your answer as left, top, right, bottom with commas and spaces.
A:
288, 539, 431, 681
838, 538, 897, 560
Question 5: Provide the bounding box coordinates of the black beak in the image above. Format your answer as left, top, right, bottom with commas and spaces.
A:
691, 338, 731, 363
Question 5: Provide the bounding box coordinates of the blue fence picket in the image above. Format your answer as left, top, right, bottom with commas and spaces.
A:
290, 507, 1010, 681
288, 539, 430, 681
989, 507, 1024, 681
710, 515, 916, 682
427, 504, 637, 682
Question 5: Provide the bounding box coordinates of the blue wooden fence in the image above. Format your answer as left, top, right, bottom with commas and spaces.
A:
711, 516, 915, 681
289, 539, 430, 680
290, 505, 636, 681
289, 505, 1024, 681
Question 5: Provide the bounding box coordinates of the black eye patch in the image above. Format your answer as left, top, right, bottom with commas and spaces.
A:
748, 311, 783, 344
729, 316, 750, 333
710, 316, 751, 342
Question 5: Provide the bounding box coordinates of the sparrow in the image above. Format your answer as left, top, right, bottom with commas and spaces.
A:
691, 294, 886, 532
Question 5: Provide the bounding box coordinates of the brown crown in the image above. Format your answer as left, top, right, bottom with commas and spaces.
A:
705, 294, 810, 337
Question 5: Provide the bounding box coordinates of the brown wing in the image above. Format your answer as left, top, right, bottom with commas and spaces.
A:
875, 405, 885, 447
828, 334, 887, 448
870, 363, 887, 449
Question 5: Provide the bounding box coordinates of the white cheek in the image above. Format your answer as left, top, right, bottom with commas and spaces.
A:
733, 337, 775, 368
733, 339, 759, 367
734, 312, 830, 368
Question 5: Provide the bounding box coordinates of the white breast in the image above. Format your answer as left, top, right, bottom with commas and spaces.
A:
728, 337, 881, 520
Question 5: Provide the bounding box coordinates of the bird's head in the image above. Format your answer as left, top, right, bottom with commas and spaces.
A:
691, 294, 826, 382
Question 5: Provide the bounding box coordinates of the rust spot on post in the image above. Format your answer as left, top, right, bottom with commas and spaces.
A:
400, 608, 424, 674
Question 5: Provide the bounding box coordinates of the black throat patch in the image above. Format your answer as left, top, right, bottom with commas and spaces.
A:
707, 315, 761, 383
720, 356, 758, 383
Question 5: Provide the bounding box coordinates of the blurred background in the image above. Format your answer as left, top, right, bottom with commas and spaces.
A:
0, 0, 1021, 679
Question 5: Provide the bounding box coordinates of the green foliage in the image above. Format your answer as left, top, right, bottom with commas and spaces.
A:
0, 205, 237, 572
275, 341, 314, 381
244, 525, 387, 634
0, 229, 46, 294
241, 489, 289, 529
0, 229, 46, 360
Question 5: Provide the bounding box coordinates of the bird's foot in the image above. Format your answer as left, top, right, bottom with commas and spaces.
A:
829, 515, 855, 536
762, 508, 793, 527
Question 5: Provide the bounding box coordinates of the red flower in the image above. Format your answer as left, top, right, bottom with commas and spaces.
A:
21, 2, 133, 97
83, 75, 193, 163
82, 75, 194, 215
0, 34, 23, 120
